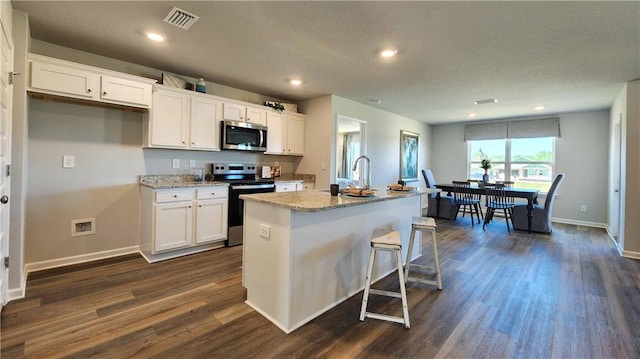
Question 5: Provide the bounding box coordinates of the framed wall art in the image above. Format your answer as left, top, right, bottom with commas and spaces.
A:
400, 130, 419, 181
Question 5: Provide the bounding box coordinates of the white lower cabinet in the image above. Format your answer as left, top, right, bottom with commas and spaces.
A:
154, 200, 194, 252
140, 186, 228, 262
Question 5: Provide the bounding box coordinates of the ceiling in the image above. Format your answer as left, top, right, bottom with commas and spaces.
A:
12, 1, 640, 124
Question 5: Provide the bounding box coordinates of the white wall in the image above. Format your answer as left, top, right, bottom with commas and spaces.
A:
431, 110, 610, 224
623, 80, 640, 254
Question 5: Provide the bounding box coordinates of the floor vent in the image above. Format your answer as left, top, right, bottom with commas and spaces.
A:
164, 7, 200, 30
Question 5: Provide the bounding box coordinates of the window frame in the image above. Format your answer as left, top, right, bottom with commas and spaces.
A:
468, 137, 556, 194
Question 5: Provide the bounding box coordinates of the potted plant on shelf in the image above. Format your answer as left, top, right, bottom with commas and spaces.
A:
479, 149, 491, 183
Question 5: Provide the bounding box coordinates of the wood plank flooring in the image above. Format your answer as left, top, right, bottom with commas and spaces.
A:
2, 218, 640, 358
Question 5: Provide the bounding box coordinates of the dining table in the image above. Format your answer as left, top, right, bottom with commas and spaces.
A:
434, 183, 540, 233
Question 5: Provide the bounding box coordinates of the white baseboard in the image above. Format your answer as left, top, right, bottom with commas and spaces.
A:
24, 246, 140, 274
621, 250, 640, 260
552, 217, 607, 229
8, 275, 27, 302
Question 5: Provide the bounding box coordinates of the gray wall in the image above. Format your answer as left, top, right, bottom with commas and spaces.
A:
299, 95, 431, 190
430, 110, 610, 224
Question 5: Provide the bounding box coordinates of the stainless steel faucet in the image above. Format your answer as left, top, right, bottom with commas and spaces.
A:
352, 155, 371, 189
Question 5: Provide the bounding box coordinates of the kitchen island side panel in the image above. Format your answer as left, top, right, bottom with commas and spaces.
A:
289, 195, 419, 331
243, 201, 293, 332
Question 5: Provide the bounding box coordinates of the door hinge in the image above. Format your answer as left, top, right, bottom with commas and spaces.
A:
5, 164, 10, 177
3, 257, 8, 269
8, 72, 19, 85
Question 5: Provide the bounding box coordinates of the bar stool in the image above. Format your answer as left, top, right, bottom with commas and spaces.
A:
359, 229, 410, 328
404, 217, 442, 290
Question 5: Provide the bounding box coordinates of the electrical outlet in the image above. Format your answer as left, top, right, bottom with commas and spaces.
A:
189, 160, 196, 168
580, 205, 587, 213
172, 159, 180, 169
62, 155, 75, 168
259, 224, 270, 238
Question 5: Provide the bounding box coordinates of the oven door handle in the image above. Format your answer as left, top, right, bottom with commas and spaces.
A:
231, 184, 275, 190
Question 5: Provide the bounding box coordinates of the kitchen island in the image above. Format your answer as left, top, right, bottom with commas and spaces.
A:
240, 188, 428, 333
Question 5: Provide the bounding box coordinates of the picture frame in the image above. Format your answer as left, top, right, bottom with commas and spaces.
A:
400, 130, 419, 181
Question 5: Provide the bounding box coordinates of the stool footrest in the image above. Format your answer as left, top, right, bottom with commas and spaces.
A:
406, 276, 440, 287
362, 312, 410, 328
406, 263, 435, 271
369, 288, 402, 298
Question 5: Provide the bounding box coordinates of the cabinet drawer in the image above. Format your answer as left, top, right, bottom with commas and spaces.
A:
197, 186, 228, 199
155, 190, 194, 203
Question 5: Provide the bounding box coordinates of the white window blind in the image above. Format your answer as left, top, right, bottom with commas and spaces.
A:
464, 117, 560, 141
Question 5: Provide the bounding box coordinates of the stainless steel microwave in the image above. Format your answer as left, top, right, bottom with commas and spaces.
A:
221, 120, 268, 152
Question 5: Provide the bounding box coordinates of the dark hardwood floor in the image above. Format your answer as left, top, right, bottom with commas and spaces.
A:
2, 217, 640, 358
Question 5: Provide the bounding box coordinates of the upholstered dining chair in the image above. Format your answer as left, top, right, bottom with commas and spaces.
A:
511, 173, 565, 233
452, 180, 483, 227
483, 183, 515, 232
422, 169, 458, 219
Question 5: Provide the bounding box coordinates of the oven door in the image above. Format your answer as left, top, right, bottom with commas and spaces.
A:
227, 183, 275, 246
221, 121, 267, 152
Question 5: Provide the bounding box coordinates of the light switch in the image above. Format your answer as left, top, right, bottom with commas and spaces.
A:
63, 155, 75, 168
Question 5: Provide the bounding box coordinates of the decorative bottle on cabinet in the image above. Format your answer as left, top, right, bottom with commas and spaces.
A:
196, 78, 207, 93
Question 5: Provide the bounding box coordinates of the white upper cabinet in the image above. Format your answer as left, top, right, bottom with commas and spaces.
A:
265, 111, 284, 154
190, 94, 222, 150
265, 111, 305, 156
100, 75, 152, 108
286, 113, 305, 155
222, 102, 267, 126
30, 60, 96, 99
28, 53, 155, 109
144, 88, 189, 148
143, 85, 222, 151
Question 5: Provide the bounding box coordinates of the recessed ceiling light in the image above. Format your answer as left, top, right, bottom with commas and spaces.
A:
380, 49, 398, 58
146, 33, 165, 42
467, 113, 477, 118
534, 105, 546, 110
290, 79, 302, 86
474, 99, 498, 105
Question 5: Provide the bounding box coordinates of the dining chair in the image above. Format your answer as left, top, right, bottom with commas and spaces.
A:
422, 169, 458, 219
497, 180, 516, 206
511, 173, 565, 233
483, 183, 515, 232
452, 180, 483, 227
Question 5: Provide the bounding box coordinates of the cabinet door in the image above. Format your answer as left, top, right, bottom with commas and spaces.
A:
246, 106, 267, 125
30, 60, 97, 99
149, 89, 189, 148
154, 201, 193, 252
286, 114, 305, 155
222, 102, 246, 121
190, 96, 222, 150
100, 75, 152, 108
195, 198, 228, 244
265, 111, 285, 154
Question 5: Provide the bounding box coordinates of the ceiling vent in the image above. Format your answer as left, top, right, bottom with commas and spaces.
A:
164, 7, 200, 30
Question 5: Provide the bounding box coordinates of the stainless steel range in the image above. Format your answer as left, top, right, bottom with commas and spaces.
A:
211, 163, 275, 246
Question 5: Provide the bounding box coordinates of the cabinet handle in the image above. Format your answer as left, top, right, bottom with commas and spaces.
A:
192, 142, 195, 145
182, 141, 186, 144
188, 205, 192, 208
103, 91, 107, 96
211, 193, 215, 195
198, 205, 202, 208
173, 195, 178, 198
87, 89, 92, 93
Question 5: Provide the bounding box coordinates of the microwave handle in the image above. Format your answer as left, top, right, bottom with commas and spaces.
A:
260, 129, 265, 147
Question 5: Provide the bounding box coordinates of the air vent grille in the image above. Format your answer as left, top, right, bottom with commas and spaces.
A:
164, 7, 200, 29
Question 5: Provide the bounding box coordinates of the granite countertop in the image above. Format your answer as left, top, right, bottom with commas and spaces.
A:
240, 188, 435, 212
139, 175, 229, 189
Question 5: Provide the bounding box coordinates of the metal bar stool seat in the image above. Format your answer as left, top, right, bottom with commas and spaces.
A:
404, 217, 442, 290
359, 229, 410, 328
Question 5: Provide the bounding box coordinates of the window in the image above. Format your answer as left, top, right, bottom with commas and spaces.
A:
468, 137, 555, 192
